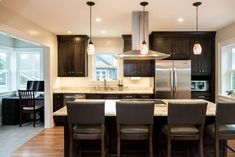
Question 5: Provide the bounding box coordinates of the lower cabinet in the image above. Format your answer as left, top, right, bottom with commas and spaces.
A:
86, 94, 154, 99
191, 92, 212, 102
53, 94, 64, 125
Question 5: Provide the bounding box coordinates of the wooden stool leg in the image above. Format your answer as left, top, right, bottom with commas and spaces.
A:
149, 138, 153, 157
101, 136, 105, 157
33, 112, 36, 127
167, 137, 171, 157
19, 111, 22, 127
215, 137, 219, 157
199, 138, 204, 157
117, 136, 121, 157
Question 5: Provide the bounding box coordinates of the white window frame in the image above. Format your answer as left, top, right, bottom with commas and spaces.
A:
0, 47, 11, 91
15, 48, 43, 89
230, 47, 235, 90
92, 52, 120, 81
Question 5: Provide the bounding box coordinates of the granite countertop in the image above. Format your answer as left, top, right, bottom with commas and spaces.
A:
53, 86, 154, 94
53, 99, 216, 117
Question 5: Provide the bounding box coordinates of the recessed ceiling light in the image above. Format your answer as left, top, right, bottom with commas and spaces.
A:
67, 31, 72, 34
101, 30, 106, 34
178, 18, 184, 22
96, 18, 102, 22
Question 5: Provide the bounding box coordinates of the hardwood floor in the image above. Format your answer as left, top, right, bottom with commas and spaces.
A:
11, 126, 235, 157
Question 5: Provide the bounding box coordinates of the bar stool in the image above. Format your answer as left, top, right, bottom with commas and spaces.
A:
206, 102, 235, 157
66, 100, 106, 157
162, 101, 208, 157
116, 100, 155, 157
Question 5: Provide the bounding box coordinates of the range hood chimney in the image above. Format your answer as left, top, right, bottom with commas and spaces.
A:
119, 11, 169, 59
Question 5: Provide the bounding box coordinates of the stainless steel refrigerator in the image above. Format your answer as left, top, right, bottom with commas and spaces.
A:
155, 60, 191, 99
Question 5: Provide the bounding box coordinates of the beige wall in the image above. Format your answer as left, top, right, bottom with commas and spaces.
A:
216, 22, 235, 100
0, 5, 57, 128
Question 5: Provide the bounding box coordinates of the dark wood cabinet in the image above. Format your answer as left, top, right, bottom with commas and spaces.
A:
57, 35, 88, 77
53, 93, 64, 112
191, 92, 212, 101
150, 32, 190, 60
122, 35, 132, 52
190, 36, 214, 76
124, 60, 155, 77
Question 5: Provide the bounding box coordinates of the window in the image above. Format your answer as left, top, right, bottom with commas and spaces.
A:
95, 53, 118, 80
17, 51, 42, 89
0, 51, 9, 90
231, 48, 235, 89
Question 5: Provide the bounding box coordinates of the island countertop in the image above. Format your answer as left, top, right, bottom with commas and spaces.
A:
53, 99, 216, 117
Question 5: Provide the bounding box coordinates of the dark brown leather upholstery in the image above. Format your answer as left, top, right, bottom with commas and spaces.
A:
163, 101, 208, 157
116, 100, 154, 157
206, 102, 235, 157
67, 100, 106, 157
18, 90, 43, 127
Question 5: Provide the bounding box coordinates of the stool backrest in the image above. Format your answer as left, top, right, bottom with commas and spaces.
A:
67, 100, 105, 125
168, 101, 208, 125
116, 101, 154, 125
216, 102, 235, 125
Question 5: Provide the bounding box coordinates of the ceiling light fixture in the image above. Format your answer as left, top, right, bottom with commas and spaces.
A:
178, 18, 184, 22
87, 1, 95, 55
96, 18, 102, 22
193, 2, 202, 55
101, 30, 106, 34
140, 1, 148, 55
67, 30, 72, 34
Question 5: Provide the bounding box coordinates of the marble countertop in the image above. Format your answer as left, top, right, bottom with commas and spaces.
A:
53, 87, 154, 94
53, 99, 216, 117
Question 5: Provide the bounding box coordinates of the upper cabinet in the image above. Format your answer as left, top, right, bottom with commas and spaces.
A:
190, 34, 215, 76
122, 35, 132, 52
57, 35, 88, 77
150, 32, 191, 60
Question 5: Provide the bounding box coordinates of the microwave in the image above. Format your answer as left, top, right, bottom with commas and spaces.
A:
191, 80, 209, 91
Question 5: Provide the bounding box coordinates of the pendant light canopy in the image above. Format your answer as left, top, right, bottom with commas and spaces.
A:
140, 1, 149, 55
87, 1, 95, 55
193, 2, 202, 55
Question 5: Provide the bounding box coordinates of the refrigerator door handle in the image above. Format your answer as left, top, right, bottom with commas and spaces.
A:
170, 69, 173, 97
174, 68, 177, 94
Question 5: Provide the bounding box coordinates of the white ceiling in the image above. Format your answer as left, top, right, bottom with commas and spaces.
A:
1, 0, 235, 37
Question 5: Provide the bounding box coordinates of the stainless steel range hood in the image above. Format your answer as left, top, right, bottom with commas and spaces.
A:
118, 11, 169, 60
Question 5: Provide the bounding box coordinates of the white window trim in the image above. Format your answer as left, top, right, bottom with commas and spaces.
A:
91, 52, 120, 82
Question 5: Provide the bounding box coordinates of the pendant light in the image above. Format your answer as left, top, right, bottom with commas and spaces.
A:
193, 2, 202, 55
87, 1, 95, 55
140, 1, 148, 55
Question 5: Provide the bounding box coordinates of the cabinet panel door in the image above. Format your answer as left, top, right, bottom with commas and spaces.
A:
58, 42, 76, 76
124, 60, 138, 77
173, 37, 190, 60
74, 41, 87, 76
152, 37, 172, 57
138, 60, 155, 77
200, 38, 211, 75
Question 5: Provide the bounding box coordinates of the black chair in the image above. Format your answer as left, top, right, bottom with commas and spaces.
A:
66, 100, 106, 157
116, 100, 154, 157
206, 102, 235, 157
18, 90, 44, 127
162, 101, 208, 157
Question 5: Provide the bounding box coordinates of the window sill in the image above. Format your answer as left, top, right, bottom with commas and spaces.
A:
217, 94, 235, 101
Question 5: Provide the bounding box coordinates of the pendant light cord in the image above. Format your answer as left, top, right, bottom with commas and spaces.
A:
90, 5, 92, 43
196, 5, 198, 31
143, 5, 145, 42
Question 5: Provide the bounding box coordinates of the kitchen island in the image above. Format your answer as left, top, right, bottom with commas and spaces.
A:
54, 99, 226, 157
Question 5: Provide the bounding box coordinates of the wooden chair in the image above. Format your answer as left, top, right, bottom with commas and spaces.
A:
18, 90, 44, 127
66, 100, 106, 157
206, 102, 235, 157
116, 100, 154, 157
162, 101, 208, 157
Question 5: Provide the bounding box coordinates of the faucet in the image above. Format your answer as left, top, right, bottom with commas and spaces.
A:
104, 79, 107, 89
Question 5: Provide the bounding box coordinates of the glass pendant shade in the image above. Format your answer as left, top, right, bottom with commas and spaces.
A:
193, 42, 202, 55
141, 41, 148, 55
87, 41, 95, 55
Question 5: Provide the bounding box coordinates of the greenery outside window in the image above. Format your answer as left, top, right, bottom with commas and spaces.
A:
95, 53, 118, 81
